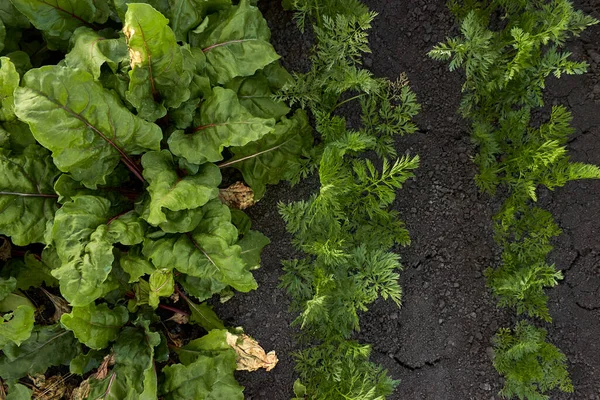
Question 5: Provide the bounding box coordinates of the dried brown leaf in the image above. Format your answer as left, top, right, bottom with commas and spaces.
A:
226, 332, 278, 372
40, 288, 71, 323
166, 313, 189, 325
70, 379, 90, 400
31, 374, 68, 400
94, 354, 116, 380
0, 236, 11, 261
219, 182, 256, 210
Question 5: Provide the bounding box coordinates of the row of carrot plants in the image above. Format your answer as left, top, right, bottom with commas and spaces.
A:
431, 0, 599, 398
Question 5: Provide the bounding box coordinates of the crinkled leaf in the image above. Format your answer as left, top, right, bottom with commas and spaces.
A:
64, 27, 128, 80
167, 0, 230, 42
189, 0, 279, 84
123, 3, 193, 121
238, 230, 270, 270
70, 349, 105, 375
174, 328, 230, 365
225, 331, 278, 371
228, 109, 312, 199
225, 72, 290, 119
0, 305, 35, 348
14, 66, 162, 188
182, 295, 224, 331
0, 145, 60, 246
140, 150, 220, 226
162, 341, 243, 399
169, 87, 275, 164
143, 199, 257, 293
0, 324, 80, 380
87, 325, 160, 399
8, 0, 109, 40
61, 302, 129, 350
0, 57, 19, 121
148, 268, 174, 308
51, 196, 145, 305
119, 249, 155, 283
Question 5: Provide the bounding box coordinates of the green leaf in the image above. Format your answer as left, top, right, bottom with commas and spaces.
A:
123, 3, 193, 121
0, 277, 16, 302
225, 72, 290, 119
0, 305, 35, 348
51, 196, 145, 305
6, 382, 32, 400
168, 86, 275, 164
14, 65, 162, 188
143, 199, 257, 293
148, 268, 174, 308
119, 249, 155, 283
0, 291, 34, 313
8, 0, 109, 40
0, 145, 60, 246
0, 19, 5, 54
87, 324, 160, 398
176, 274, 227, 302
0, 56, 20, 122
64, 27, 129, 80
173, 328, 230, 365
140, 150, 220, 226
162, 334, 243, 399
189, 0, 279, 84
228, 109, 312, 199
61, 302, 129, 350
1, 251, 58, 290
0, 324, 80, 380
69, 349, 105, 375
167, 0, 230, 42
238, 230, 270, 270
182, 294, 224, 331
0, 2, 30, 29
111, 0, 170, 22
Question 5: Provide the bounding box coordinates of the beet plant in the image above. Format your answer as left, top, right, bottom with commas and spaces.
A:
278, 1, 420, 398
430, 0, 599, 397
0, 0, 312, 398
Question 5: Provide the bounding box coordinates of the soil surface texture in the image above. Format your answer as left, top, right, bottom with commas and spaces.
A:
214, 0, 600, 399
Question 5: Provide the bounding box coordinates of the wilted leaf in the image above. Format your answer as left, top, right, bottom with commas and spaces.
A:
0, 236, 11, 261
40, 288, 70, 323
30, 374, 69, 400
14, 66, 162, 188
226, 331, 278, 371
219, 181, 256, 210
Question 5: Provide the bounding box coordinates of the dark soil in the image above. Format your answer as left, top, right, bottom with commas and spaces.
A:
214, 0, 600, 399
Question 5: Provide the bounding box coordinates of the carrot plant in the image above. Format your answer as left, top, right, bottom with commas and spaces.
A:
0, 0, 312, 398
279, 1, 420, 398
430, 0, 599, 398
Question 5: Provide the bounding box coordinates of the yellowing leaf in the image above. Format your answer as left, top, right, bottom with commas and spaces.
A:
225, 332, 278, 372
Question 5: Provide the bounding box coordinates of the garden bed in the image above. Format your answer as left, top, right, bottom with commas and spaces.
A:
217, 0, 600, 398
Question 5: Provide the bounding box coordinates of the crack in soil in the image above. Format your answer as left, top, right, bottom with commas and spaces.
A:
575, 301, 600, 312
393, 356, 443, 371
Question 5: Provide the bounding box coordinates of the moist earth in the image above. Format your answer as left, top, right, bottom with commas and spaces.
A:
214, 0, 600, 399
